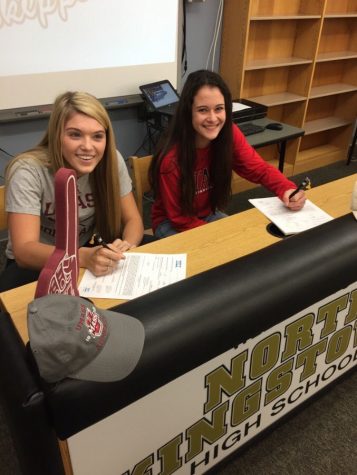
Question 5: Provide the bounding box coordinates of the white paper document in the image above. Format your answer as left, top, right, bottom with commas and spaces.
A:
249, 197, 333, 235
78, 253, 187, 300
232, 101, 251, 112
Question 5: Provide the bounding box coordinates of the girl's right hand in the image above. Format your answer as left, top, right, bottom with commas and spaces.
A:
80, 245, 124, 276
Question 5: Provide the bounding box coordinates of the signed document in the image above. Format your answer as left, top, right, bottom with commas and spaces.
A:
78, 253, 187, 299
249, 197, 333, 235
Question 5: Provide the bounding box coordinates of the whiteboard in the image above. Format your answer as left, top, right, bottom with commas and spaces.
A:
0, 0, 179, 110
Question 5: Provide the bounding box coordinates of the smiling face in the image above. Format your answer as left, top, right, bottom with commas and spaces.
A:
61, 112, 106, 176
192, 85, 226, 148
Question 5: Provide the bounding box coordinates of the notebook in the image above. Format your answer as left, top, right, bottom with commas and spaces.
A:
140, 79, 180, 116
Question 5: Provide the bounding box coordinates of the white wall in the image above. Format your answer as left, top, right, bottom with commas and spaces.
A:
0, 0, 223, 179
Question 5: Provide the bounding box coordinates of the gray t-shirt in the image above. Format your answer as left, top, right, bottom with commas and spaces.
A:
5, 151, 132, 259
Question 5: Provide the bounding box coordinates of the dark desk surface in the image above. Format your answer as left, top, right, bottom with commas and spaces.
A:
239, 117, 304, 148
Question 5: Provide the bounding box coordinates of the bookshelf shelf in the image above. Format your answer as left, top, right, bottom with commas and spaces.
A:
324, 13, 357, 18
304, 117, 351, 135
250, 15, 321, 20
310, 83, 357, 98
316, 51, 357, 62
245, 57, 312, 70
249, 92, 307, 107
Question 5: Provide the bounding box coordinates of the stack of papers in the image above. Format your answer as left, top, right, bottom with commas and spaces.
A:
249, 197, 333, 236
79, 253, 187, 299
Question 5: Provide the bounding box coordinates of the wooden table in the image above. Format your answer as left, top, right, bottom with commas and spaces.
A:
1, 174, 355, 343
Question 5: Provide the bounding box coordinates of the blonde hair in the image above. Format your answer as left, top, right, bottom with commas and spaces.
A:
7, 91, 122, 241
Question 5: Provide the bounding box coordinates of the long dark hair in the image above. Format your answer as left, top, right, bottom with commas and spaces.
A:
149, 69, 233, 214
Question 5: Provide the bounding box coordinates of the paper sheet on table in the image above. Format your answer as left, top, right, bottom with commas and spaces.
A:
78, 253, 187, 299
232, 102, 251, 112
248, 197, 333, 235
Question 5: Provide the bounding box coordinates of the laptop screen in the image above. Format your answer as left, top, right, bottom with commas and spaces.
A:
140, 80, 180, 110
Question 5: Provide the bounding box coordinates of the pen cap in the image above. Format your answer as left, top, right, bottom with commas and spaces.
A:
351, 180, 357, 220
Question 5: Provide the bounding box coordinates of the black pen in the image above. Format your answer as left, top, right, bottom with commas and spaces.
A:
93, 234, 111, 250
289, 176, 311, 200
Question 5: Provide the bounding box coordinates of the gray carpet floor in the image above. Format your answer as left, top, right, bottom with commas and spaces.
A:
214, 370, 357, 475
1, 159, 357, 475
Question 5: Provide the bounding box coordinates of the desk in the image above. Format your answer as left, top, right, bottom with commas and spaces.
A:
1, 174, 355, 344
1, 175, 356, 475
237, 117, 305, 172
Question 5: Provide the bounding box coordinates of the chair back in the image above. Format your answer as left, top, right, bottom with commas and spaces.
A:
129, 155, 153, 218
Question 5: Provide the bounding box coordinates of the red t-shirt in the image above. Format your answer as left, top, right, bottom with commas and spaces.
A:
151, 124, 296, 232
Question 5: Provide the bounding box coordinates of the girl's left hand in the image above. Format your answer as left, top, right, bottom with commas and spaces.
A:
282, 189, 306, 211
112, 238, 136, 252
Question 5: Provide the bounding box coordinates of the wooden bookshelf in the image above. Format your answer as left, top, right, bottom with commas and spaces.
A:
220, 0, 357, 176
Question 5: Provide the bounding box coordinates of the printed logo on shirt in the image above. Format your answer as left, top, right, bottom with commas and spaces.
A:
44, 202, 55, 218
43, 192, 95, 218
42, 193, 95, 238
195, 167, 211, 195
41, 225, 56, 237
78, 192, 95, 209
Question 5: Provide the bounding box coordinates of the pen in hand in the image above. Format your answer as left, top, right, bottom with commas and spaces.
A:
93, 233, 111, 250
92, 233, 131, 255
289, 176, 311, 200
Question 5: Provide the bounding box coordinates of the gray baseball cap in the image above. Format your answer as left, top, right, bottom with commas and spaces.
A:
28, 294, 145, 383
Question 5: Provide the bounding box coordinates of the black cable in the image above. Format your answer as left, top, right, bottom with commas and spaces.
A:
181, 0, 188, 77
133, 119, 162, 156
0, 147, 14, 158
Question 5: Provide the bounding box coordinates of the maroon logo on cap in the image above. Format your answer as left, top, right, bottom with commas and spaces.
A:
85, 308, 103, 338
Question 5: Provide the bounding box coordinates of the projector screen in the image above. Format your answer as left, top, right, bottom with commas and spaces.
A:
0, 0, 179, 111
